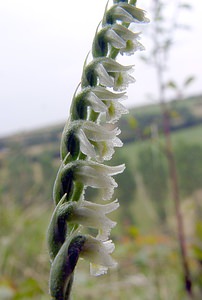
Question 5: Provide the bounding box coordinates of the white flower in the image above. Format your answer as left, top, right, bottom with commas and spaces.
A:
82, 57, 134, 91
82, 199, 119, 240
54, 160, 125, 203
59, 199, 119, 241
73, 86, 128, 123
103, 3, 149, 25
79, 236, 117, 276
107, 24, 145, 55
61, 119, 122, 161
74, 160, 125, 200
92, 86, 128, 122
93, 23, 144, 57
80, 120, 122, 161
78, 123, 122, 162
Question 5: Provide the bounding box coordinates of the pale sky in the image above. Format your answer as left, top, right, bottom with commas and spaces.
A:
0, 0, 202, 137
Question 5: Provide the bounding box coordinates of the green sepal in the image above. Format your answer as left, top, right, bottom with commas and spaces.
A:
47, 194, 69, 262
60, 128, 80, 161
47, 195, 81, 262
71, 91, 88, 121
81, 61, 98, 88
92, 27, 109, 58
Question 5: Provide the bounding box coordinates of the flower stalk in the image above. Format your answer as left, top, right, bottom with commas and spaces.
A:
47, 1, 148, 299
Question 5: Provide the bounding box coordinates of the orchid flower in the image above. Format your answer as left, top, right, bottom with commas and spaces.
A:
60, 119, 122, 162
53, 160, 125, 203
71, 86, 128, 123
82, 57, 135, 90
47, 195, 119, 260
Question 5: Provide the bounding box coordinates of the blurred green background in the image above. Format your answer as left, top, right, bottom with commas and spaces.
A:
1, 95, 202, 299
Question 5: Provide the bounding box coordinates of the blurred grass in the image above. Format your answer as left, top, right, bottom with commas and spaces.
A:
0, 200, 186, 300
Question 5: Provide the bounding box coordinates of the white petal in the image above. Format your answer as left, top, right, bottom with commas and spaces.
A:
72, 206, 116, 240
118, 4, 149, 23
103, 58, 133, 73
105, 29, 126, 48
95, 63, 114, 87
104, 239, 115, 254
82, 121, 121, 142
76, 165, 117, 188
113, 24, 136, 41
93, 86, 127, 101
82, 199, 119, 214
113, 6, 134, 23
113, 136, 123, 147
76, 200, 119, 240
87, 91, 107, 113
91, 162, 125, 176
77, 128, 96, 158
74, 161, 124, 200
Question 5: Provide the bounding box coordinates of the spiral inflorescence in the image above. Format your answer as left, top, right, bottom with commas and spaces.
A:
47, 1, 148, 299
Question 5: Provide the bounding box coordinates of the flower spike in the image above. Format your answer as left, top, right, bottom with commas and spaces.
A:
47, 0, 148, 299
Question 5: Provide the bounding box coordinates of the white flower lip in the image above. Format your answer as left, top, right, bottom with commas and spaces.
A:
65, 199, 119, 241
80, 236, 117, 276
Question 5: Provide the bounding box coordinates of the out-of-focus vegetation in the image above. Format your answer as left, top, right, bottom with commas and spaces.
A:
0, 95, 202, 299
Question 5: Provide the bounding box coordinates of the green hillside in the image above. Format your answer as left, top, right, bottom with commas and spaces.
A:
1, 94, 202, 152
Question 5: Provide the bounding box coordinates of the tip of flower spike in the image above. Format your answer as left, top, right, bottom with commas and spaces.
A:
104, 3, 149, 25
